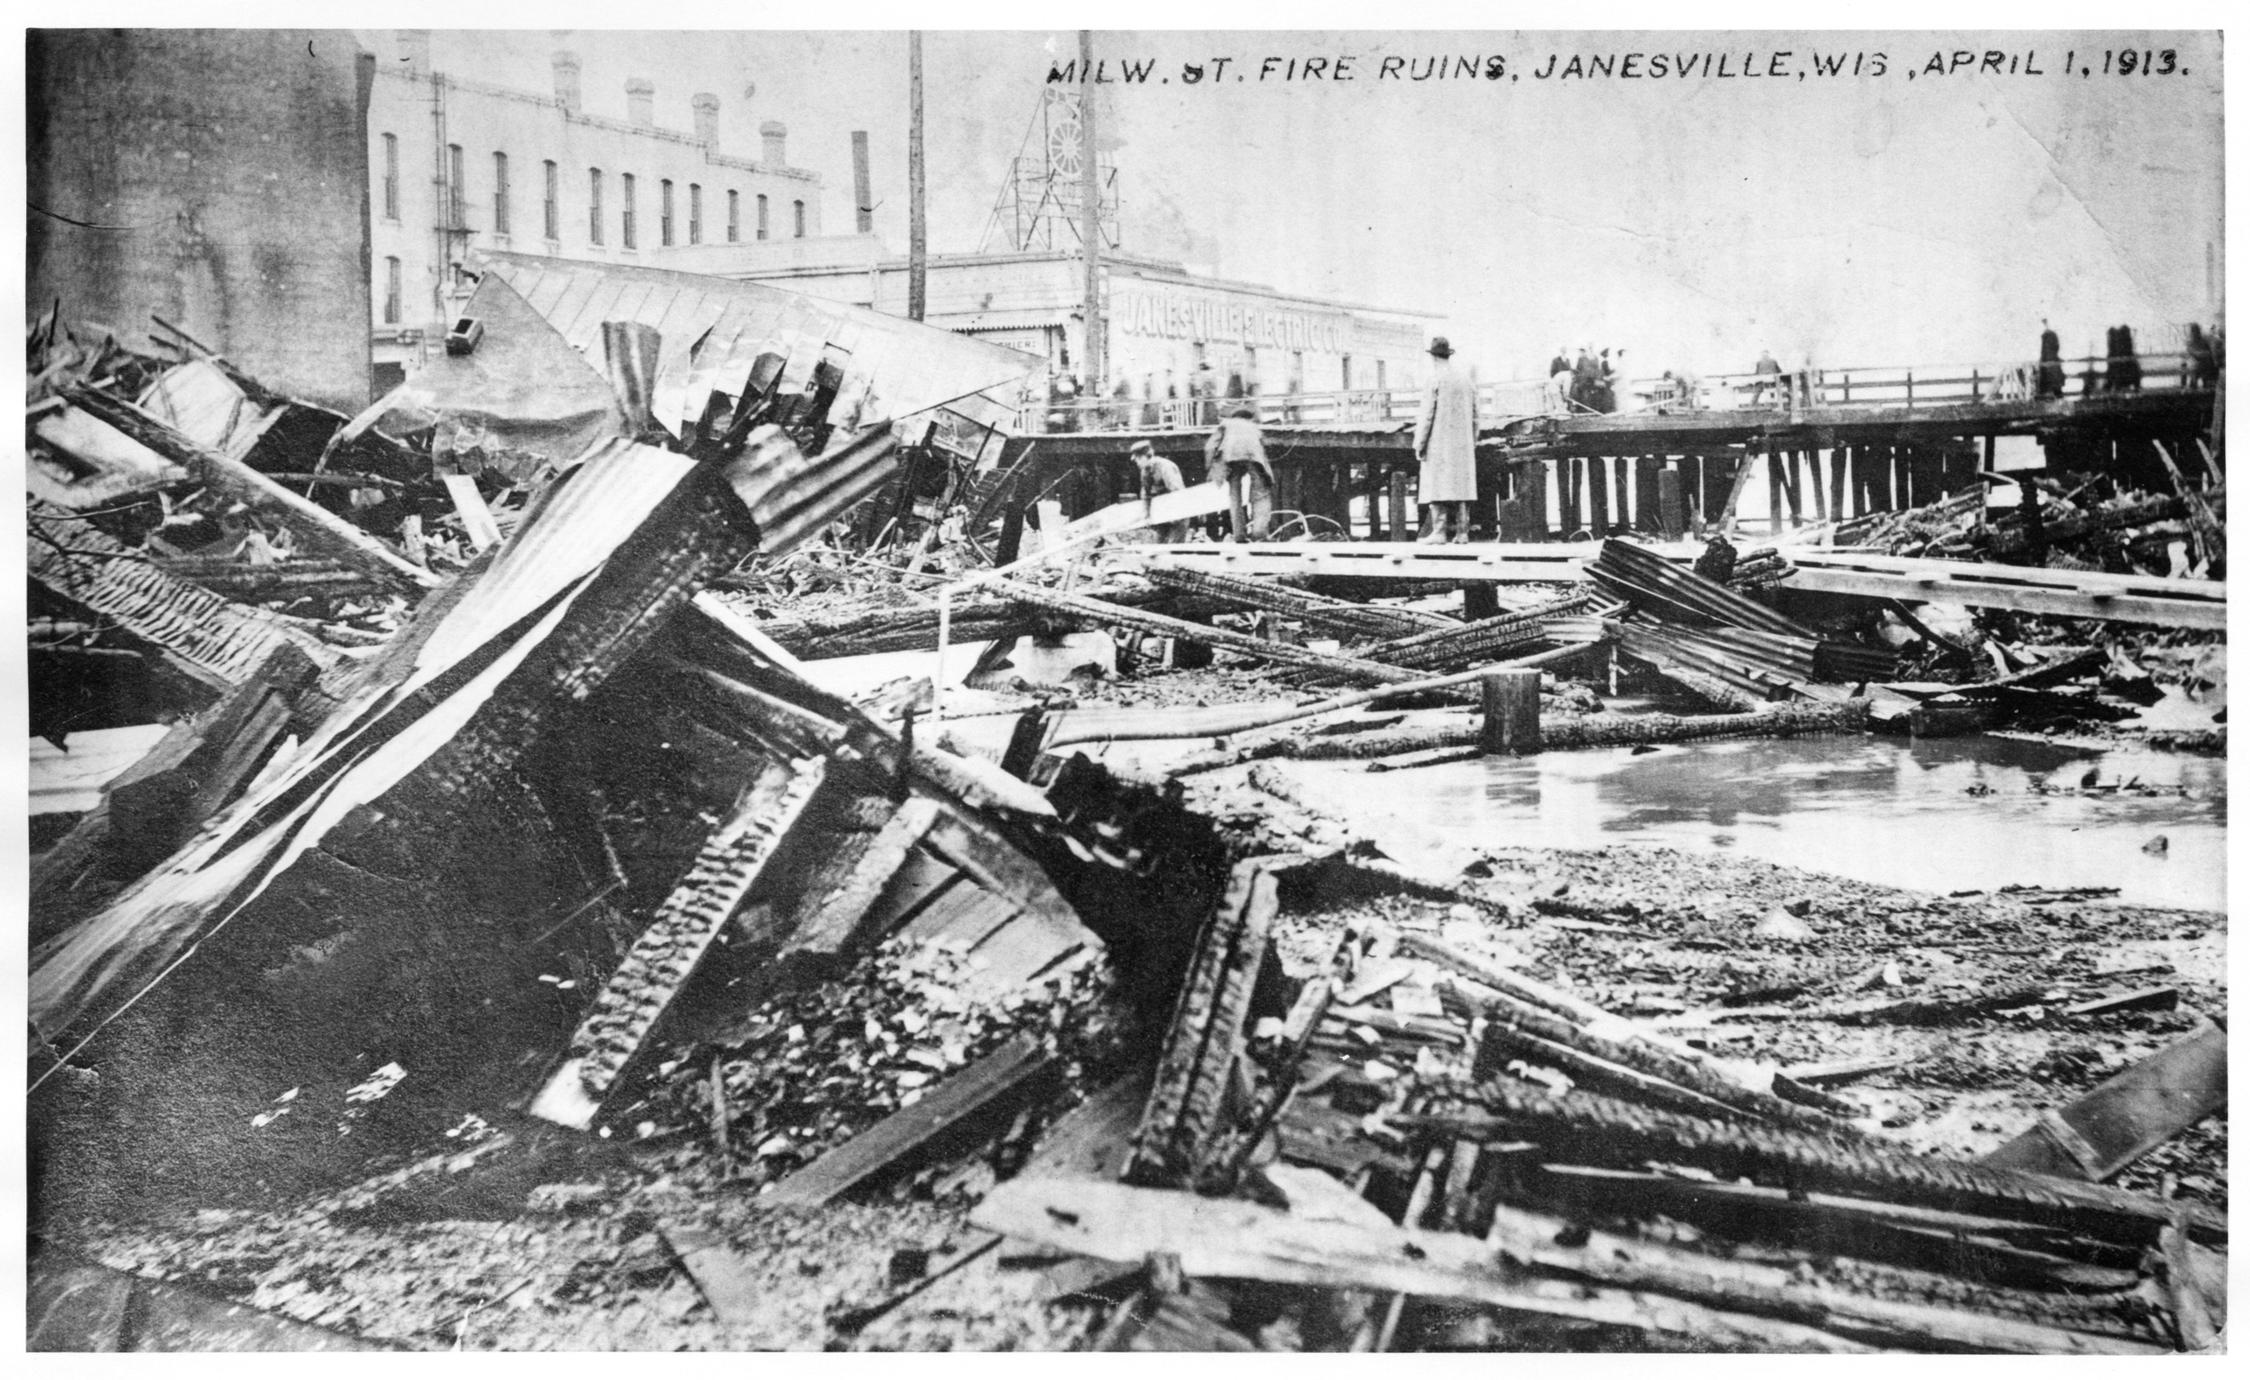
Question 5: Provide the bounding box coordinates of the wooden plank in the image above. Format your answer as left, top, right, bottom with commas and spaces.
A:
860, 846, 964, 936
1482, 1201, 2162, 1355
440, 473, 503, 552
1019, 1068, 1154, 1183
971, 1179, 1883, 1353
530, 755, 826, 1129
958, 906, 1100, 998
778, 798, 940, 957
921, 807, 1078, 926
1785, 551, 2224, 631
1983, 1025, 2226, 1183
892, 873, 994, 946
762, 1035, 1055, 1209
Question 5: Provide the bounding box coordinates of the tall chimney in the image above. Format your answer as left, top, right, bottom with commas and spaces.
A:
760, 120, 788, 167
552, 51, 582, 114
626, 77, 655, 127
851, 131, 873, 234
397, 29, 431, 77
692, 92, 720, 146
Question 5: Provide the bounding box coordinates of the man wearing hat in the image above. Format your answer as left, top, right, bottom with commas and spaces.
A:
1413, 337, 1479, 543
1130, 439, 1190, 543
1205, 404, 1275, 542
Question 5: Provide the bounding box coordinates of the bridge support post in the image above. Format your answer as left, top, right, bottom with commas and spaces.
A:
1828, 448, 1847, 520
1588, 456, 1610, 535
1657, 467, 1686, 540
1387, 468, 1410, 542
1634, 457, 1661, 534
1481, 669, 1543, 756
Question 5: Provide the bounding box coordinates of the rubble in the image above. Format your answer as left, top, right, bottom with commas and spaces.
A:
25, 275, 2225, 1355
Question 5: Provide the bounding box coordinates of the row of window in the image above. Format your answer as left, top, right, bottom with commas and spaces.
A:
379, 132, 806, 256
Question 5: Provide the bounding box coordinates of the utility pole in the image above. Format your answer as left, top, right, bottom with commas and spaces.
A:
907, 31, 927, 322
1078, 29, 1104, 394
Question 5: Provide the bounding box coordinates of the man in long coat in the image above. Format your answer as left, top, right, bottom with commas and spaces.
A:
2037, 319, 2065, 399
1413, 337, 1479, 543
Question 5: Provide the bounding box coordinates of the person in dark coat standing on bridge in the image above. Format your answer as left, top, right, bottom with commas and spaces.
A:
1570, 347, 1600, 412
2107, 326, 2143, 393
2037, 319, 2066, 399
1414, 337, 1480, 543
1753, 348, 1782, 407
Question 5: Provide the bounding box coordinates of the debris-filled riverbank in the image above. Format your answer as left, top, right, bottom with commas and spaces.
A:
26, 290, 2225, 1354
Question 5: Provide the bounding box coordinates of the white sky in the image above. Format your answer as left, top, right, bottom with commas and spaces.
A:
405, 27, 2221, 382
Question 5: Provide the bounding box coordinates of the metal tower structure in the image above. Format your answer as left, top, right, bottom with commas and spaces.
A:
978, 88, 1119, 254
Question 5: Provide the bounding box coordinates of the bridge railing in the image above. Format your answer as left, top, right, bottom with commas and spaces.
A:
1016, 348, 2210, 433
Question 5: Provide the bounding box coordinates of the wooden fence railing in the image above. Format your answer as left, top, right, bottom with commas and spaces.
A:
1016, 347, 2210, 433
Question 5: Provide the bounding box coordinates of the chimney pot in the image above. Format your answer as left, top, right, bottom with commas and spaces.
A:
760, 120, 788, 166
691, 92, 720, 146
626, 77, 655, 127
552, 51, 582, 114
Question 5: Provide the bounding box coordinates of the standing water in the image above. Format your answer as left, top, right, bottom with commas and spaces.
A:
1288, 734, 2226, 911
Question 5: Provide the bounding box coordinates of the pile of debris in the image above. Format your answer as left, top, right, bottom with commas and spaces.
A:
968, 847, 2226, 1354
1828, 461, 2224, 581
24, 267, 2226, 1354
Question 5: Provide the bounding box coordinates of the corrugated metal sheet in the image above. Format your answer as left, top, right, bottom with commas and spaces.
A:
477, 252, 1040, 443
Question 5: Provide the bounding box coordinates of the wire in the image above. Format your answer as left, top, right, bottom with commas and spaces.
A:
27, 203, 168, 232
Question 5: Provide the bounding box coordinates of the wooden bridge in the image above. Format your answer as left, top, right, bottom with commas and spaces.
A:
993, 349, 2220, 545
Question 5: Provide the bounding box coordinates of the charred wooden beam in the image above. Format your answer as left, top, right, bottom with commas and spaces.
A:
531, 753, 828, 1129
27, 504, 338, 695
1139, 563, 1456, 640
1127, 858, 1280, 1189
1407, 1080, 2225, 1248
995, 579, 1423, 686
1983, 1024, 2226, 1184
1235, 696, 1868, 764
761, 1035, 1055, 1209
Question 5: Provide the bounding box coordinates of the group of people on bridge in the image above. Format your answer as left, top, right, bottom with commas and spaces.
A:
1130, 334, 1480, 545
2036, 318, 2223, 400
1549, 345, 1626, 415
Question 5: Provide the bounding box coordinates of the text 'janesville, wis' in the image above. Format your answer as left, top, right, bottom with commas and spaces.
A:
1048, 46, 2195, 86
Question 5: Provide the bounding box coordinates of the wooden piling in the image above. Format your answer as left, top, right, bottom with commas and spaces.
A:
1656, 467, 1686, 540
1388, 468, 1411, 542
1828, 447, 1848, 521
1560, 458, 1582, 537
1765, 446, 1784, 535
1634, 457, 1661, 534
1480, 669, 1542, 755
1522, 461, 1549, 541
1588, 456, 1611, 535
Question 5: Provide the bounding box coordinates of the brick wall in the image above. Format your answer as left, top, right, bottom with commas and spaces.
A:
28, 29, 375, 411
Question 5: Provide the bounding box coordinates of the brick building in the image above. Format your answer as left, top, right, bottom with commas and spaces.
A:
27, 29, 378, 411
368, 30, 826, 391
